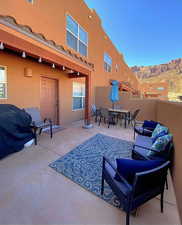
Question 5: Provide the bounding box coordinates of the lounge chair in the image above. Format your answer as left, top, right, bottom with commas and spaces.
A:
24, 107, 53, 145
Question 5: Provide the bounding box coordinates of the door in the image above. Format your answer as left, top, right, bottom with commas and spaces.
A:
40, 77, 59, 125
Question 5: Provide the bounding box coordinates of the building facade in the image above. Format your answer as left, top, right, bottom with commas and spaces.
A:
0, 0, 139, 125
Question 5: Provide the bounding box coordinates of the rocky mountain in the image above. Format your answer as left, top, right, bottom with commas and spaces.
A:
131, 58, 182, 80
131, 58, 182, 101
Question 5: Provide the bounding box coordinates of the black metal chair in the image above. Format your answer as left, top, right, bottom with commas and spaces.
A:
91, 105, 101, 123
24, 107, 53, 145
98, 108, 115, 128
126, 109, 140, 127
101, 156, 170, 225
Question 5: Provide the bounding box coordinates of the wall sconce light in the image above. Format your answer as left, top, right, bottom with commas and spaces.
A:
77, 72, 80, 76
22, 51, 26, 58
62, 66, 65, 71
38, 57, 42, 63
0, 42, 4, 50
52, 63, 55, 69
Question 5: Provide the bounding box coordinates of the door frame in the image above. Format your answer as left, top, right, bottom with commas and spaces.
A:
40, 75, 59, 125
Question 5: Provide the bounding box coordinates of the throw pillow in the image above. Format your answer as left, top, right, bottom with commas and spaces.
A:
151, 130, 168, 143
115, 158, 164, 184
147, 133, 173, 157
151, 124, 169, 140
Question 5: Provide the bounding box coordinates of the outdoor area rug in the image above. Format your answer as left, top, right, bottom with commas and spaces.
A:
49, 133, 133, 209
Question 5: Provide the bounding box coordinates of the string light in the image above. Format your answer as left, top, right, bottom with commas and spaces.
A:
38, 57, 42, 63
0, 42, 4, 50
22, 51, 26, 58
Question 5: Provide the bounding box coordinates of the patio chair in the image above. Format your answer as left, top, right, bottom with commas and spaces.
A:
23, 107, 53, 145
91, 105, 101, 123
126, 109, 140, 127
101, 156, 170, 225
98, 108, 115, 128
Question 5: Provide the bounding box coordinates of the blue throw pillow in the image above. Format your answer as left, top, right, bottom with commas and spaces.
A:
152, 124, 169, 140
151, 130, 168, 143
143, 120, 158, 130
115, 158, 164, 184
148, 133, 173, 157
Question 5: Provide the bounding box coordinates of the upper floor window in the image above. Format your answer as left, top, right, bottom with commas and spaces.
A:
116, 64, 118, 72
72, 82, 85, 110
66, 15, 88, 57
27, 0, 34, 3
104, 53, 112, 72
0, 66, 7, 99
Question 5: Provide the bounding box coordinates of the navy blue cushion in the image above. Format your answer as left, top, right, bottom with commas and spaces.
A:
115, 158, 164, 184
143, 120, 158, 130
151, 130, 168, 143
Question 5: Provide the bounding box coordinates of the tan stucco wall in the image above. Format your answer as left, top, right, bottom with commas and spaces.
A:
156, 100, 182, 222
0, 51, 84, 125
0, 0, 139, 103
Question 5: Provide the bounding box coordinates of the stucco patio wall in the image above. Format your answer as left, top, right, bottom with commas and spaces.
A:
156, 100, 182, 223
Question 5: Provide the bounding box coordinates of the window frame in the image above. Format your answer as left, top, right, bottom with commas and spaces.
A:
104, 53, 112, 72
72, 82, 85, 111
0, 65, 7, 99
26, 0, 34, 3
66, 14, 88, 57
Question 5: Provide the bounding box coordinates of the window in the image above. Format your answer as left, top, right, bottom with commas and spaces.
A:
27, 0, 34, 3
0, 66, 7, 99
104, 53, 112, 72
72, 82, 85, 110
66, 15, 88, 57
157, 87, 165, 91
116, 64, 118, 72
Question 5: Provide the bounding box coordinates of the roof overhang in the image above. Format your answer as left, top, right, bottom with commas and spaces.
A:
0, 15, 93, 77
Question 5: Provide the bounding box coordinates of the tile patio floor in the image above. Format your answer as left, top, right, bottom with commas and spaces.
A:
0, 120, 180, 225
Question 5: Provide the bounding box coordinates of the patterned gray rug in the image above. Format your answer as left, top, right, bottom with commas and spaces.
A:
49, 133, 133, 209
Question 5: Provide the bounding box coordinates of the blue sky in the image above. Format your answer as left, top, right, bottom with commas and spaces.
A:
84, 0, 182, 67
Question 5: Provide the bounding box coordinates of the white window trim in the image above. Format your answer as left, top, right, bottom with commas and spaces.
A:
66, 14, 88, 57
104, 53, 112, 72
27, 0, 34, 3
72, 82, 85, 111
0, 65, 8, 99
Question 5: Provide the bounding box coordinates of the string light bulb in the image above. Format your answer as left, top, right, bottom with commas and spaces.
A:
38, 57, 42, 63
0, 42, 4, 50
22, 51, 26, 58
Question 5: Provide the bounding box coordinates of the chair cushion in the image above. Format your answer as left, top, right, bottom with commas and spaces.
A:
147, 134, 173, 157
135, 135, 153, 148
115, 158, 163, 184
143, 120, 158, 130
151, 124, 169, 140
105, 161, 131, 196
151, 130, 168, 143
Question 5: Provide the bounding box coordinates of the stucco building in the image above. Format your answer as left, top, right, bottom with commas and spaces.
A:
0, 0, 139, 125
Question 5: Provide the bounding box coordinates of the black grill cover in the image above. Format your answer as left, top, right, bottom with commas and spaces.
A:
0, 104, 34, 159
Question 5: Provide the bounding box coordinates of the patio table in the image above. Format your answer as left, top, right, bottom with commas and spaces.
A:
108, 108, 130, 128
